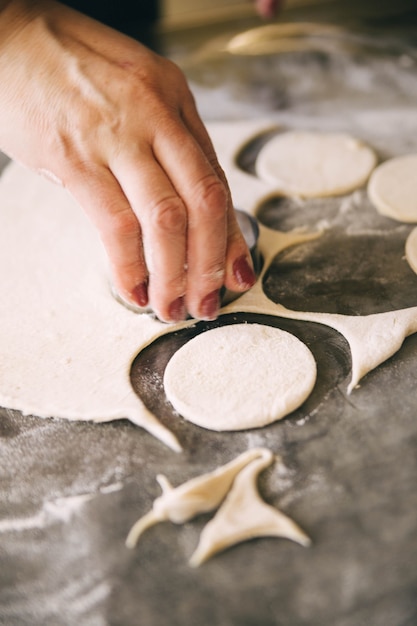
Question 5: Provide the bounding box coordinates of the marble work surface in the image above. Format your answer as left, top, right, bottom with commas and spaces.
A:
1, 5, 417, 626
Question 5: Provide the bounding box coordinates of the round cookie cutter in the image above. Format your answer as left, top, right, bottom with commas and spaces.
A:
221, 209, 261, 306
112, 209, 261, 316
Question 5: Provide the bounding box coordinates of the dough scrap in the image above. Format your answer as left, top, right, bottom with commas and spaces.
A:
125, 447, 268, 548
368, 154, 417, 223
405, 227, 417, 275
255, 131, 377, 198
126, 447, 310, 566
190, 450, 310, 567
163, 323, 317, 431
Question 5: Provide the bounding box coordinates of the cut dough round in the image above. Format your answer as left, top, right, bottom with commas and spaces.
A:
405, 227, 417, 275
163, 324, 317, 431
255, 131, 376, 198
367, 154, 417, 223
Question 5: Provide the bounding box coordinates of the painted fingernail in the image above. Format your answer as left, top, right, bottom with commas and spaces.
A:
168, 296, 187, 322
132, 280, 149, 307
200, 289, 220, 321
233, 255, 256, 288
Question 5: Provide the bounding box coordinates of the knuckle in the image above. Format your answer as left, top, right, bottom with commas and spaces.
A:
108, 207, 140, 239
158, 272, 187, 294
151, 197, 187, 234
195, 176, 228, 218
114, 256, 143, 275
157, 57, 188, 90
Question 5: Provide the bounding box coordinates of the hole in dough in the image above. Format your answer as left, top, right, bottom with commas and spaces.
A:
235, 128, 279, 176
262, 231, 417, 315
256, 194, 340, 232
368, 154, 417, 223
255, 131, 377, 198
131, 314, 352, 436
163, 323, 317, 432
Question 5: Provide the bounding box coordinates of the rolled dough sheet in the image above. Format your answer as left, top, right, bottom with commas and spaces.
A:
0, 120, 416, 451
163, 323, 317, 431
0, 162, 183, 451
255, 130, 377, 198
368, 154, 417, 223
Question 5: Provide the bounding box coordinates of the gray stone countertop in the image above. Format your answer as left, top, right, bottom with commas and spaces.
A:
1, 5, 417, 626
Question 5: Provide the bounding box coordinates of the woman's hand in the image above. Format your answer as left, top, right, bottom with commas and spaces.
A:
0, 0, 256, 322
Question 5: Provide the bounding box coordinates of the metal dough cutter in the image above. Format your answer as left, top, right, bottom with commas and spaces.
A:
221, 209, 261, 306
112, 209, 261, 315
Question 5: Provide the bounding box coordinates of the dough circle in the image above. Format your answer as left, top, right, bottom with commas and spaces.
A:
367, 154, 417, 223
163, 323, 317, 431
405, 227, 417, 275
255, 131, 376, 198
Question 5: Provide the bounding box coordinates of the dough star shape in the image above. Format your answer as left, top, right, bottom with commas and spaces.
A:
189, 449, 311, 567
126, 447, 310, 566
0, 120, 416, 450
125, 447, 269, 548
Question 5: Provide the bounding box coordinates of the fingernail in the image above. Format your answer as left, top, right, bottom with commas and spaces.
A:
132, 280, 149, 307
200, 289, 220, 321
168, 296, 187, 322
233, 255, 256, 288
